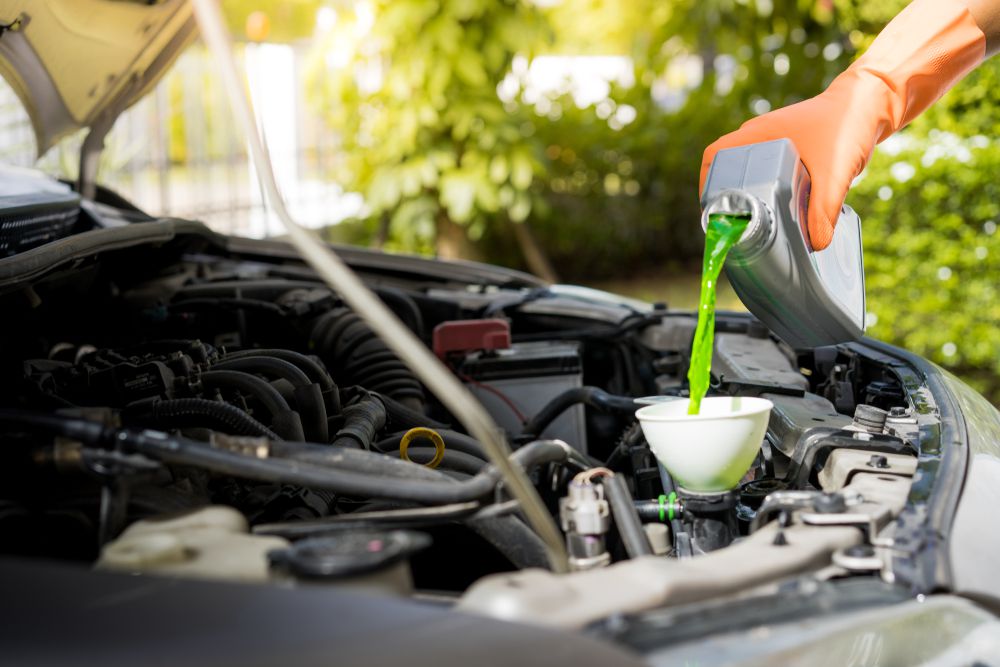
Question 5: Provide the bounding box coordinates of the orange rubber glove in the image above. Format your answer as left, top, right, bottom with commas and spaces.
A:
700, 0, 986, 249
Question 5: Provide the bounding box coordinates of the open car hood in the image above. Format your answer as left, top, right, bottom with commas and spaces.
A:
0, 0, 195, 155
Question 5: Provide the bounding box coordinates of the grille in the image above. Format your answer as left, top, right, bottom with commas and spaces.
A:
0, 166, 82, 257
0, 201, 80, 256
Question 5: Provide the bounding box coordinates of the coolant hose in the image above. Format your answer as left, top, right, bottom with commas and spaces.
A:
374, 286, 425, 339
657, 463, 685, 542
199, 370, 305, 441
127, 432, 571, 504
224, 348, 340, 413
603, 474, 654, 558
213, 355, 311, 389
169, 297, 286, 317
402, 446, 486, 475
375, 429, 487, 461
375, 392, 448, 431
256, 502, 549, 569
466, 515, 551, 569
521, 387, 638, 437
125, 398, 279, 439
310, 309, 425, 409
269, 440, 452, 482
332, 395, 386, 449
376, 429, 593, 471
0, 410, 107, 443
212, 356, 328, 442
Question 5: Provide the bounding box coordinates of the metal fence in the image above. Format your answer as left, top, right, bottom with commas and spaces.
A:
0, 43, 361, 238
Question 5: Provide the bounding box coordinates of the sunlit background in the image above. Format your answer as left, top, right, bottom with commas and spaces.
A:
0, 0, 997, 405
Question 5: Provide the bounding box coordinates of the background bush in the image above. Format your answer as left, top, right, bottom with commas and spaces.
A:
850, 60, 1000, 402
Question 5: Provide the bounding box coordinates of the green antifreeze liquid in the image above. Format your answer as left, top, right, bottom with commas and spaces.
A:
687, 213, 751, 415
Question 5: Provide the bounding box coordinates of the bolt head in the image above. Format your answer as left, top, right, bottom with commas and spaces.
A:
813, 493, 847, 514
867, 454, 890, 469
845, 544, 875, 558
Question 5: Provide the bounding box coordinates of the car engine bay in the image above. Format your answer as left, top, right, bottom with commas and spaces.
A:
0, 179, 935, 626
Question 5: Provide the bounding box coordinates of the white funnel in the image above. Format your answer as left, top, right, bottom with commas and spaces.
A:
635, 396, 772, 492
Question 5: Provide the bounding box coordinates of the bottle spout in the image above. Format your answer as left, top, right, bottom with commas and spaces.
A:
701, 189, 772, 250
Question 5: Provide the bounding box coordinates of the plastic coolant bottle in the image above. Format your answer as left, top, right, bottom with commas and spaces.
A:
700, 138, 866, 348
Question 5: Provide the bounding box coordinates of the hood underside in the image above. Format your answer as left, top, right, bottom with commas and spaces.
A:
0, 0, 195, 155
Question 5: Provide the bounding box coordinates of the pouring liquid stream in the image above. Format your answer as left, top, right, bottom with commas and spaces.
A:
687, 213, 751, 414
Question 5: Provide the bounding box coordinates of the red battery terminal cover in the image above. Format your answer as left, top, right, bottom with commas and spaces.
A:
432, 319, 511, 359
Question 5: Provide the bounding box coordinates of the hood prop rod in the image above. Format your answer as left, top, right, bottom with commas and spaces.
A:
189, 0, 568, 573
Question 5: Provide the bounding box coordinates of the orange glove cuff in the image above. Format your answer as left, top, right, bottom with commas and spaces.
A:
844, 0, 986, 144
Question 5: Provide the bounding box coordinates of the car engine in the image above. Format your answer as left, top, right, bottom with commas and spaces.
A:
0, 176, 924, 612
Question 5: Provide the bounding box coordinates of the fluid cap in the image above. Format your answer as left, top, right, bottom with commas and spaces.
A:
268, 530, 431, 580
852, 404, 888, 434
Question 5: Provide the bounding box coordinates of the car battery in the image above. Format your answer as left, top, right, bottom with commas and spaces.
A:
458, 341, 587, 453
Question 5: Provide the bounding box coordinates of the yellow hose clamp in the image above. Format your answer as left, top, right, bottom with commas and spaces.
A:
399, 427, 446, 469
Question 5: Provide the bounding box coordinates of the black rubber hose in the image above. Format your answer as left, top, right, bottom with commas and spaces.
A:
269, 441, 451, 482
521, 387, 638, 437
332, 396, 386, 449
466, 515, 551, 569
633, 492, 681, 554
605, 421, 644, 469
402, 446, 486, 475
213, 355, 311, 387
224, 348, 340, 411
212, 356, 328, 442
374, 286, 425, 340
634, 500, 669, 522
603, 474, 654, 558
657, 462, 685, 543
253, 503, 548, 569
310, 309, 425, 408
375, 430, 595, 473
374, 429, 486, 461
375, 392, 448, 430
177, 279, 320, 301
127, 433, 569, 504
199, 370, 304, 441
125, 399, 279, 439
169, 297, 286, 316
200, 370, 288, 415
133, 433, 479, 501
251, 502, 485, 538
0, 410, 106, 444
0, 411, 568, 504
118, 339, 216, 362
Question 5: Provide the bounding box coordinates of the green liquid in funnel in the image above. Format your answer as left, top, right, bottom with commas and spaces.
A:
687, 213, 751, 414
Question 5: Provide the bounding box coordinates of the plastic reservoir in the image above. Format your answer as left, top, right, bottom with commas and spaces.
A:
701, 138, 866, 348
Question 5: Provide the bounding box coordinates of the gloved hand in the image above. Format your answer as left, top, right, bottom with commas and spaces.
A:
700, 0, 986, 250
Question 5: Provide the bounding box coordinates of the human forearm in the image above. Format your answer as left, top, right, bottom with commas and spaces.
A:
967, 0, 1000, 55
845, 0, 986, 142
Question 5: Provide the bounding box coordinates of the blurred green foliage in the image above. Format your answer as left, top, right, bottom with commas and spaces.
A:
301, 0, 998, 402
308, 0, 857, 269
303, 0, 550, 257
850, 59, 1000, 402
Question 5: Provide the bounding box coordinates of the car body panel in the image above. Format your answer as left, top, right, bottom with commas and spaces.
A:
0, 557, 647, 667
944, 371, 1000, 603
0, 0, 195, 154
646, 594, 1000, 666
